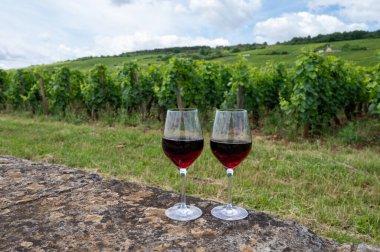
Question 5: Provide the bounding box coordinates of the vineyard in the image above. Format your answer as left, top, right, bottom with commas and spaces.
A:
1, 52, 380, 245
51, 38, 380, 70
0, 52, 379, 136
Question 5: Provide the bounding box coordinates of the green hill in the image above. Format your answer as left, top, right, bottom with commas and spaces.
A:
217, 39, 380, 67
50, 38, 380, 71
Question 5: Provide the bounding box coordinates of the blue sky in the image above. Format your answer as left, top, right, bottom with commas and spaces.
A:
0, 0, 379, 69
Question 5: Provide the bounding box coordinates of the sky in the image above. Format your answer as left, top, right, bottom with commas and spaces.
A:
0, 0, 379, 69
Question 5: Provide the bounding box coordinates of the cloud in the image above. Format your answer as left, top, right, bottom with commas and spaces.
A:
0, 21, 95, 69
253, 12, 368, 44
0, 0, 239, 69
308, 0, 380, 24
95, 33, 229, 55
0, 0, 376, 69
0, 49, 21, 61
110, 0, 134, 5
110, 0, 162, 5
0, 41, 95, 69
109, 0, 262, 30
186, 0, 262, 30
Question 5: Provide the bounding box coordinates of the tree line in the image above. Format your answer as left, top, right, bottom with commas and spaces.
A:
64, 30, 379, 66
283, 30, 380, 45
0, 52, 379, 136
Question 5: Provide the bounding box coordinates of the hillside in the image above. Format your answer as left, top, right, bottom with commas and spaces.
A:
216, 38, 380, 67
49, 38, 380, 71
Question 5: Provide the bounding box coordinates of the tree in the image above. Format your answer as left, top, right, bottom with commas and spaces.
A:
229, 55, 250, 109
0, 69, 9, 109
49, 67, 85, 115
367, 64, 380, 115
222, 56, 262, 125
115, 61, 141, 114
6, 69, 36, 111
33, 68, 52, 115
69, 69, 86, 112
81, 64, 117, 119
196, 61, 228, 110
280, 52, 336, 136
143, 64, 162, 118
158, 57, 197, 109
49, 67, 72, 115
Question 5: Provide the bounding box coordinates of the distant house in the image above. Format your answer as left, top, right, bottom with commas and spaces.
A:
317, 46, 336, 54
325, 47, 333, 53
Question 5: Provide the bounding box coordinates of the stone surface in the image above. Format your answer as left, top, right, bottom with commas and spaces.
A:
356, 244, 380, 252
0, 155, 377, 251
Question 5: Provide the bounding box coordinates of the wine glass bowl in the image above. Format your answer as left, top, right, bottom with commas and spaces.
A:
162, 108, 203, 221
210, 109, 252, 221
162, 138, 203, 169
210, 140, 252, 169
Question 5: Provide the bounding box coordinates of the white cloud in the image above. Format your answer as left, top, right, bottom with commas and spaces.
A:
187, 0, 261, 29
95, 33, 229, 55
308, 0, 380, 23
174, 4, 188, 14
0, 0, 234, 69
0, 0, 376, 69
0, 39, 95, 69
253, 12, 368, 44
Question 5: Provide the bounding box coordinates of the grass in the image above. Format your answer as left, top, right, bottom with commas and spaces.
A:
217, 38, 380, 67
46, 38, 380, 71
51, 53, 162, 71
0, 113, 379, 246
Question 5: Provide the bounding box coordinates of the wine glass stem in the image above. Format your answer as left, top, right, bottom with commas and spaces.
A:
227, 168, 233, 210
180, 168, 187, 208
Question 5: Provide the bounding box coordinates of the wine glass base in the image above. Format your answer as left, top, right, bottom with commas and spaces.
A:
165, 204, 203, 221
211, 205, 248, 221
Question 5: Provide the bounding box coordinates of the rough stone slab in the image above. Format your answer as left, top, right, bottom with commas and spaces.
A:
356, 244, 380, 252
0, 155, 377, 251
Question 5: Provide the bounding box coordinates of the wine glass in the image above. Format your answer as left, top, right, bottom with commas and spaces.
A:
162, 108, 204, 221
210, 109, 252, 220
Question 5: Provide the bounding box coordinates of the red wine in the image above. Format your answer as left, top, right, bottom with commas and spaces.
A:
162, 138, 204, 168
210, 140, 251, 169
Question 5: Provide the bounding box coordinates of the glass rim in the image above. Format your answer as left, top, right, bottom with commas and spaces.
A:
167, 108, 198, 112
216, 109, 247, 112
